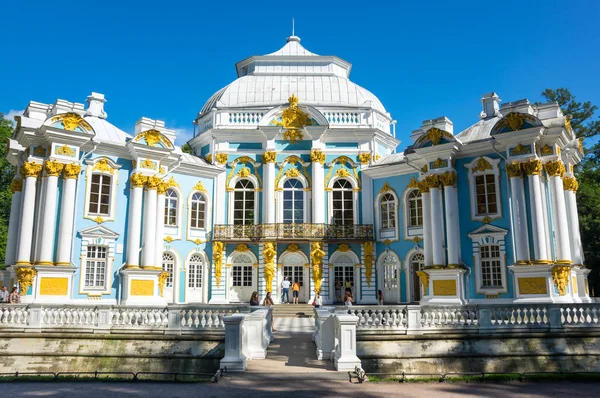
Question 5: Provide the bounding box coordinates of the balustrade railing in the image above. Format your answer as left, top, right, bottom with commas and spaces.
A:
212, 223, 373, 242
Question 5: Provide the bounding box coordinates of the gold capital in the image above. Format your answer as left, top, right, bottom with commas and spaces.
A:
506, 162, 523, 178
358, 152, 372, 165
215, 153, 228, 165
21, 161, 43, 178
424, 174, 441, 189
145, 175, 162, 190
130, 173, 147, 188
262, 151, 277, 163
439, 171, 457, 187
417, 180, 430, 193
10, 179, 23, 193
544, 160, 566, 177
522, 158, 543, 176
63, 163, 82, 179
310, 149, 326, 164
563, 176, 579, 192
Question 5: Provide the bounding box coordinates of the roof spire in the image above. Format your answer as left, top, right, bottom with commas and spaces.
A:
292, 18, 295, 36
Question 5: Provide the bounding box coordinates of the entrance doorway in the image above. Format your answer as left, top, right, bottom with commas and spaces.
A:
280, 251, 308, 303
187, 253, 205, 303
333, 254, 355, 302
378, 250, 400, 303
410, 252, 425, 302
230, 253, 255, 302
162, 252, 176, 304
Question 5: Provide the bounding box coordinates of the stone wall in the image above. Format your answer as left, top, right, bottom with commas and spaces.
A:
357, 331, 600, 374
0, 332, 224, 374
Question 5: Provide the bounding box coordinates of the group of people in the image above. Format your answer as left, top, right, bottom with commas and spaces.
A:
0, 285, 20, 304
280, 277, 301, 304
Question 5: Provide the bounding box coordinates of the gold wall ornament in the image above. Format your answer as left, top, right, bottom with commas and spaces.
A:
416, 271, 429, 290
439, 171, 457, 187
509, 144, 531, 156
10, 179, 23, 193
518, 277, 548, 294
336, 168, 351, 178
310, 242, 325, 267
92, 158, 114, 174
552, 265, 571, 296
130, 173, 147, 188
426, 128, 443, 145
565, 115, 572, 134
55, 145, 76, 157
213, 241, 224, 288
522, 158, 543, 176
193, 238, 204, 245
506, 162, 523, 178
33, 146, 47, 157
51, 112, 92, 131
338, 243, 350, 252
417, 180, 430, 193
263, 242, 277, 293
431, 158, 448, 169
21, 162, 43, 178
166, 176, 179, 188
499, 112, 525, 131
164, 236, 174, 243
481, 216, 492, 224
159, 166, 166, 174
157, 181, 170, 195
286, 243, 301, 252
134, 129, 173, 148
193, 180, 208, 193
262, 151, 277, 163
145, 176, 162, 190
44, 160, 64, 177
472, 157, 493, 174
407, 177, 419, 189
540, 144, 554, 156
285, 168, 301, 178
92, 216, 104, 224
563, 176, 579, 192
424, 174, 440, 189
237, 167, 251, 178
363, 241, 374, 287
310, 149, 326, 164
158, 271, 169, 297
215, 153, 228, 165
140, 158, 157, 170
379, 182, 394, 194
16, 267, 37, 296
578, 138, 584, 152
237, 156, 252, 164
236, 243, 250, 252
433, 280, 457, 296
358, 152, 372, 165
269, 93, 314, 144
412, 237, 422, 243
421, 165, 428, 173
63, 163, 82, 179
544, 160, 566, 177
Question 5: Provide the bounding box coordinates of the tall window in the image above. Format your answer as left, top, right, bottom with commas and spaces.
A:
407, 190, 423, 227
88, 174, 111, 215
332, 179, 354, 226
380, 193, 396, 229
411, 252, 425, 301
232, 254, 253, 287
283, 178, 304, 223
190, 192, 206, 229
233, 180, 255, 225
162, 252, 175, 287
164, 189, 178, 226
188, 254, 204, 289
475, 174, 497, 215
382, 253, 398, 289
85, 245, 107, 288
480, 245, 502, 288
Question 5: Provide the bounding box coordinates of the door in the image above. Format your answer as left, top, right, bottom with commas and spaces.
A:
187, 254, 205, 303
230, 253, 254, 302
281, 251, 308, 302
381, 252, 400, 303
410, 252, 425, 302
334, 254, 355, 302
162, 252, 176, 304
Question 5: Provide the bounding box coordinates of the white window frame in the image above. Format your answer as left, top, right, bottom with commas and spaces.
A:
162, 252, 175, 288
185, 249, 209, 303
376, 249, 401, 303
375, 185, 399, 242
84, 245, 108, 290
464, 156, 502, 222
164, 189, 179, 227
404, 250, 425, 302
402, 187, 424, 241
78, 225, 119, 296
226, 249, 258, 302
186, 187, 211, 243
83, 157, 121, 222
276, 175, 310, 224
189, 192, 207, 230
329, 248, 360, 302
327, 176, 359, 226
468, 224, 509, 295
228, 175, 260, 225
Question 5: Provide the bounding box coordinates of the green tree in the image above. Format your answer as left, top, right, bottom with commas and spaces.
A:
0, 114, 16, 266
181, 143, 192, 154
541, 88, 600, 295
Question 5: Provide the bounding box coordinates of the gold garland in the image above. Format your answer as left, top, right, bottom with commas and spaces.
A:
213, 241, 224, 288
16, 267, 37, 296
363, 241, 374, 287
552, 265, 571, 296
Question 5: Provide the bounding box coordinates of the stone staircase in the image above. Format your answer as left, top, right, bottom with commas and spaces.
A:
272, 304, 314, 318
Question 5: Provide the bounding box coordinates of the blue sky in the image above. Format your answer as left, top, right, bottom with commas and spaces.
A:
1, 0, 599, 149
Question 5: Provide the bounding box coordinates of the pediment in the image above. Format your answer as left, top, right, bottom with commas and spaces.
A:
79, 225, 120, 240
468, 224, 508, 237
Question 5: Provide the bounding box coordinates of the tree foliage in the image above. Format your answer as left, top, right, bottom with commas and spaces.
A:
0, 114, 15, 264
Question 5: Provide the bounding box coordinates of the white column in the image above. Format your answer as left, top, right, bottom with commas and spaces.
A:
262, 151, 276, 224
563, 177, 583, 265
420, 186, 433, 267
545, 161, 571, 263
154, 184, 167, 270
125, 173, 146, 268
5, 179, 23, 266
539, 177, 553, 260
142, 176, 160, 268
523, 159, 549, 263
55, 164, 82, 266
311, 149, 325, 224
507, 163, 530, 263
15, 162, 42, 266
36, 161, 63, 265
214, 171, 226, 225
428, 176, 444, 266
441, 172, 460, 266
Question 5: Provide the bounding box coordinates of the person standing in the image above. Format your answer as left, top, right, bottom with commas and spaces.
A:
0, 286, 8, 303
250, 291, 259, 306
281, 277, 291, 304
378, 290, 384, 306
8, 287, 20, 304
313, 292, 323, 308
335, 280, 342, 303
262, 292, 276, 332
292, 280, 300, 304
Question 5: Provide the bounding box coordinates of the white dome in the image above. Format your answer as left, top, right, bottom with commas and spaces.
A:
199, 36, 387, 116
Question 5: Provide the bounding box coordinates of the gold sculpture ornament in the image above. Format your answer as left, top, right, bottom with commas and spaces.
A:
134, 129, 173, 149
472, 157, 493, 174
416, 271, 429, 292
263, 242, 277, 293
55, 145, 76, 157
506, 162, 523, 178
237, 167, 251, 178
130, 173, 147, 188
310, 242, 326, 294
522, 158, 543, 176
44, 160, 64, 177
509, 144, 531, 156
63, 163, 82, 179
358, 153, 372, 165
92, 158, 114, 174
285, 168, 301, 178
158, 271, 169, 297
439, 171, 457, 187
431, 158, 448, 169
544, 160, 566, 177
215, 153, 228, 165
270, 94, 314, 144
563, 176, 579, 192
10, 179, 23, 193
51, 112, 92, 131
363, 241, 374, 287
16, 267, 37, 296
552, 265, 571, 296
21, 162, 43, 178
262, 151, 277, 163
213, 241, 224, 288
310, 149, 326, 164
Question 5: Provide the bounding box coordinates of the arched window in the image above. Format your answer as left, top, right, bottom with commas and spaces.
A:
233, 179, 255, 225
411, 252, 425, 302
188, 254, 204, 289
283, 178, 304, 224
380, 193, 396, 229
407, 190, 423, 227
164, 189, 178, 226
480, 245, 502, 288
162, 252, 175, 288
84, 245, 107, 289
88, 174, 112, 216
190, 192, 206, 229
332, 179, 354, 226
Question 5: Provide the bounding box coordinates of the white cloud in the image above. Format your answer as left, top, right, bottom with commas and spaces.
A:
174, 127, 195, 147
3, 109, 24, 124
